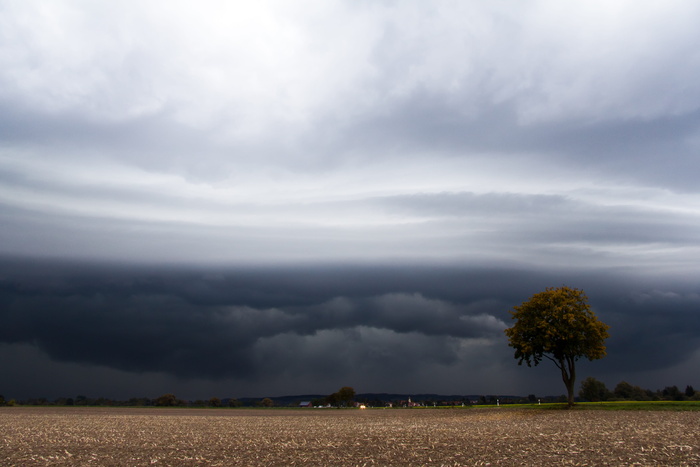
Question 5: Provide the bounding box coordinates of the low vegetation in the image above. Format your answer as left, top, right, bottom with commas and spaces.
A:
579, 378, 699, 403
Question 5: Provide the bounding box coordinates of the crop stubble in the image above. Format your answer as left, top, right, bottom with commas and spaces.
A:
1, 407, 698, 466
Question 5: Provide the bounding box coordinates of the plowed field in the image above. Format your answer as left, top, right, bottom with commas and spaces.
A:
1, 407, 698, 465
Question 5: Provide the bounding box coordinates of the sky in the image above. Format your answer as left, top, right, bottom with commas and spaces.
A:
1, 0, 699, 400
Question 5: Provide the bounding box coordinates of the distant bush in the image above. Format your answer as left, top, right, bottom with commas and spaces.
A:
579, 377, 611, 402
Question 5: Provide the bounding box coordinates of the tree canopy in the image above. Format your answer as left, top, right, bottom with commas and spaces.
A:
579, 377, 611, 402
155, 393, 181, 407
504, 286, 610, 406
326, 386, 356, 407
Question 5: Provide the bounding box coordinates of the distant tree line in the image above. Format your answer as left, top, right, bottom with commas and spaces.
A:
0, 394, 16, 406
579, 378, 699, 402
0, 394, 245, 408
2, 381, 697, 408
0, 391, 354, 408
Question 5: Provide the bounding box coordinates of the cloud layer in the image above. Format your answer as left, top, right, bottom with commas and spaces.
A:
1, 260, 698, 398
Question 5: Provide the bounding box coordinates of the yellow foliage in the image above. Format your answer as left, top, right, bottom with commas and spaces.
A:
505, 286, 609, 366
504, 286, 610, 405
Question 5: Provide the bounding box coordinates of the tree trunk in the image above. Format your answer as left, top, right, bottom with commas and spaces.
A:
559, 357, 576, 407
565, 376, 575, 407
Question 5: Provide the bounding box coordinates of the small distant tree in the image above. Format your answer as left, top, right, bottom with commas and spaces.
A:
259, 397, 274, 407
325, 392, 339, 407
504, 286, 610, 407
662, 386, 683, 401
613, 381, 635, 400
579, 377, 611, 402
209, 397, 221, 407
228, 398, 243, 407
155, 393, 178, 407
685, 385, 695, 398
612, 381, 649, 401
337, 386, 356, 406
326, 386, 356, 407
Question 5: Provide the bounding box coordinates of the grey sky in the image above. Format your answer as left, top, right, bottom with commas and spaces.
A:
1, 1, 699, 399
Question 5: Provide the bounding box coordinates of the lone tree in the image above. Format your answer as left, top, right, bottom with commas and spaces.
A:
504, 286, 610, 406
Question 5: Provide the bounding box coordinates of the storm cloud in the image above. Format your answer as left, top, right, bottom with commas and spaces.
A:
1, 259, 698, 399
1, 1, 699, 399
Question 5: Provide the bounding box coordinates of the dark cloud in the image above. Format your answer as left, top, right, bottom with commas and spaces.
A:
0, 259, 508, 379
1, 257, 698, 398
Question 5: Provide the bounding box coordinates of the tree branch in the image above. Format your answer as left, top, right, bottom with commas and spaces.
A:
543, 354, 562, 370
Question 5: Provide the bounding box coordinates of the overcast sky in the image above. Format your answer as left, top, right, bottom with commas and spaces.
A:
1, 0, 699, 400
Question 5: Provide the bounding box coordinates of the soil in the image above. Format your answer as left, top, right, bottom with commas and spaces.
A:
1, 407, 698, 466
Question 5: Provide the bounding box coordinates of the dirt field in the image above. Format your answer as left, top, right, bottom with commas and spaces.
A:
1, 407, 698, 466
